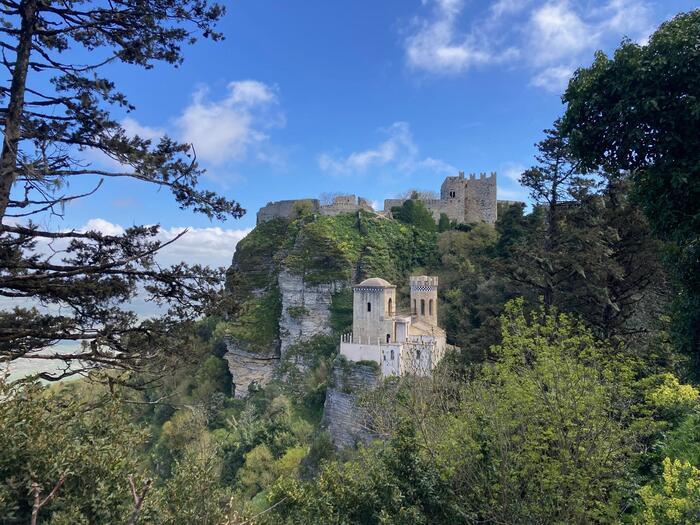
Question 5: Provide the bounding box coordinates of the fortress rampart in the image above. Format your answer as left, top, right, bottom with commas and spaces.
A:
256, 171, 499, 225
256, 195, 374, 224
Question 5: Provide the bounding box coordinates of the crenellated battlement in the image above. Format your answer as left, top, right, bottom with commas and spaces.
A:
256, 171, 498, 225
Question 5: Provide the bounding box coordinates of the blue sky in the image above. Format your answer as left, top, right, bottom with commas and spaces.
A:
44, 0, 698, 267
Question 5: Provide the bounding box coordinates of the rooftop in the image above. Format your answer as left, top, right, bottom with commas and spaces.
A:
355, 277, 395, 288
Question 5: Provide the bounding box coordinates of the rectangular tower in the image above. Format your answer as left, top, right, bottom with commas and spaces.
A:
410, 275, 438, 327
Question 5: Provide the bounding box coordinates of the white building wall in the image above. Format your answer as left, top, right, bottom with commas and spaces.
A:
340, 342, 381, 363
381, 343, 402, 376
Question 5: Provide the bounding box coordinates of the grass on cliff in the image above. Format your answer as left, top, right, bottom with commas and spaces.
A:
284, 212, 438, 285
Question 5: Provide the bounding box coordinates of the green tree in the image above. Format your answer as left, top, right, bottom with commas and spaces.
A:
439, 299, 638, 523
437, 213, 451, 232
562, 10, 700, 359
0, 378, 147, 523
391, 196, 436, 232
638, 457, 700, 524
0, 0, 240, 380
515, 119, 595, 308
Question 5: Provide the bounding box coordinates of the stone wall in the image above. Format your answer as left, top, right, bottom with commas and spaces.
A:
278, 269, 345, 355
256, 199, 320, 224
319, 195, 374, 217
321, 359, 382, 449
257, 195, 374, 223
464, 172, 497, 224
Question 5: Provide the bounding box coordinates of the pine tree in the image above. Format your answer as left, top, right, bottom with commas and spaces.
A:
0, 0, 241, 380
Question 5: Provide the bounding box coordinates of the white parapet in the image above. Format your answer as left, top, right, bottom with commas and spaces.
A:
339, 342, 381, 364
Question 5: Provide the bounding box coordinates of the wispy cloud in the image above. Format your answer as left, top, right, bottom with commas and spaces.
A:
404, 0, 516, 74
176, 80, 284, 166
403, 0, 653, 91
318, 121, 455, 177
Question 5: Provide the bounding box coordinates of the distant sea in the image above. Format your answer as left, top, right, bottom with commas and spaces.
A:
2, 342, 82, 382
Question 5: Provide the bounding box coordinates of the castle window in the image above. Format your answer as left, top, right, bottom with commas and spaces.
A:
383, 354, 386, 361
413, 299, 417, 314
367, 302, 371, 312
417, 349, 421, 359
388, 298, 393, 315
421, 299, 425, 315
429, 299, 433, 316
391, 349, 395, 360
449, 190, 456, 198
386, 334, 390, 343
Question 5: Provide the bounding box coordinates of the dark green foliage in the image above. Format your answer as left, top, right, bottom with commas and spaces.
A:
330, 289, 353, 334
391, 198, 437, 232
562, 10, 700, 359
228, 218, 292, 299
437, 213, 452, 232
267, 421, 459, 525
224, 288, 282, 354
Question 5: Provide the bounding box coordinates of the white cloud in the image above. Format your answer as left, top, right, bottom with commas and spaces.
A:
529, 2, 592, 66
530, 65, 574, 91
121, 117, 164, 142
405, 0, 496, 74
154, 225, 252, 268
502, 162, 525, 183
403, 0, 654, 90
81, 218, 126, 236
77, 218, 251, 268
176, 80, 283, 166
318, 122, 455, 177
25, 218, 250, 269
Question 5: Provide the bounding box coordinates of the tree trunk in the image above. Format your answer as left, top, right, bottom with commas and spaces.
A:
0, 0, 38, 221
543, 180, 560, 309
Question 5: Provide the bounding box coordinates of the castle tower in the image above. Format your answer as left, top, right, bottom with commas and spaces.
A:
352, 278, 396, 344
410, 275, 438, 327
464, 172, 497, 225
439, 172, 466, 223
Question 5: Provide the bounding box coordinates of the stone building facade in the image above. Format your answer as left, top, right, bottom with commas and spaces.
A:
383, 171, 498, 225
339, 276, 449, 377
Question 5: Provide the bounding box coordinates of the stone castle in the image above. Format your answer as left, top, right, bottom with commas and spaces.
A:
339, 275, 449, 376
383, 171, 498, 225
256, 171, 500, 225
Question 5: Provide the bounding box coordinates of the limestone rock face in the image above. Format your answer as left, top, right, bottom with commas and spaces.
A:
278, 269, 343, 356
321, 360, 382, 449
224, 342, 279, 399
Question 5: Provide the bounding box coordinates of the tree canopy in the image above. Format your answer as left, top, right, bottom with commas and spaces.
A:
562, 10, 700, 359
0, 0, 241, 380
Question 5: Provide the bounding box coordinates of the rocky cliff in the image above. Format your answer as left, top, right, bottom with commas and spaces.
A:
321, 358, 382, 448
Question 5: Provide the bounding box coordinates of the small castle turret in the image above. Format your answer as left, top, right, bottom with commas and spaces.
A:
352, 277, 396, 344
410, 275, 438, 326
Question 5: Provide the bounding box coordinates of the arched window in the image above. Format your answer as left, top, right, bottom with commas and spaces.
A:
386, 334, 390, 343
390, 349, 395, 360
429, 299, 433, 315
416, 349, 421, 359
367, 302, 371, 312
449, 190, 456, 198
413, 299, 417, 314
421, 299, 425, 315
387, 298, 393, 315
